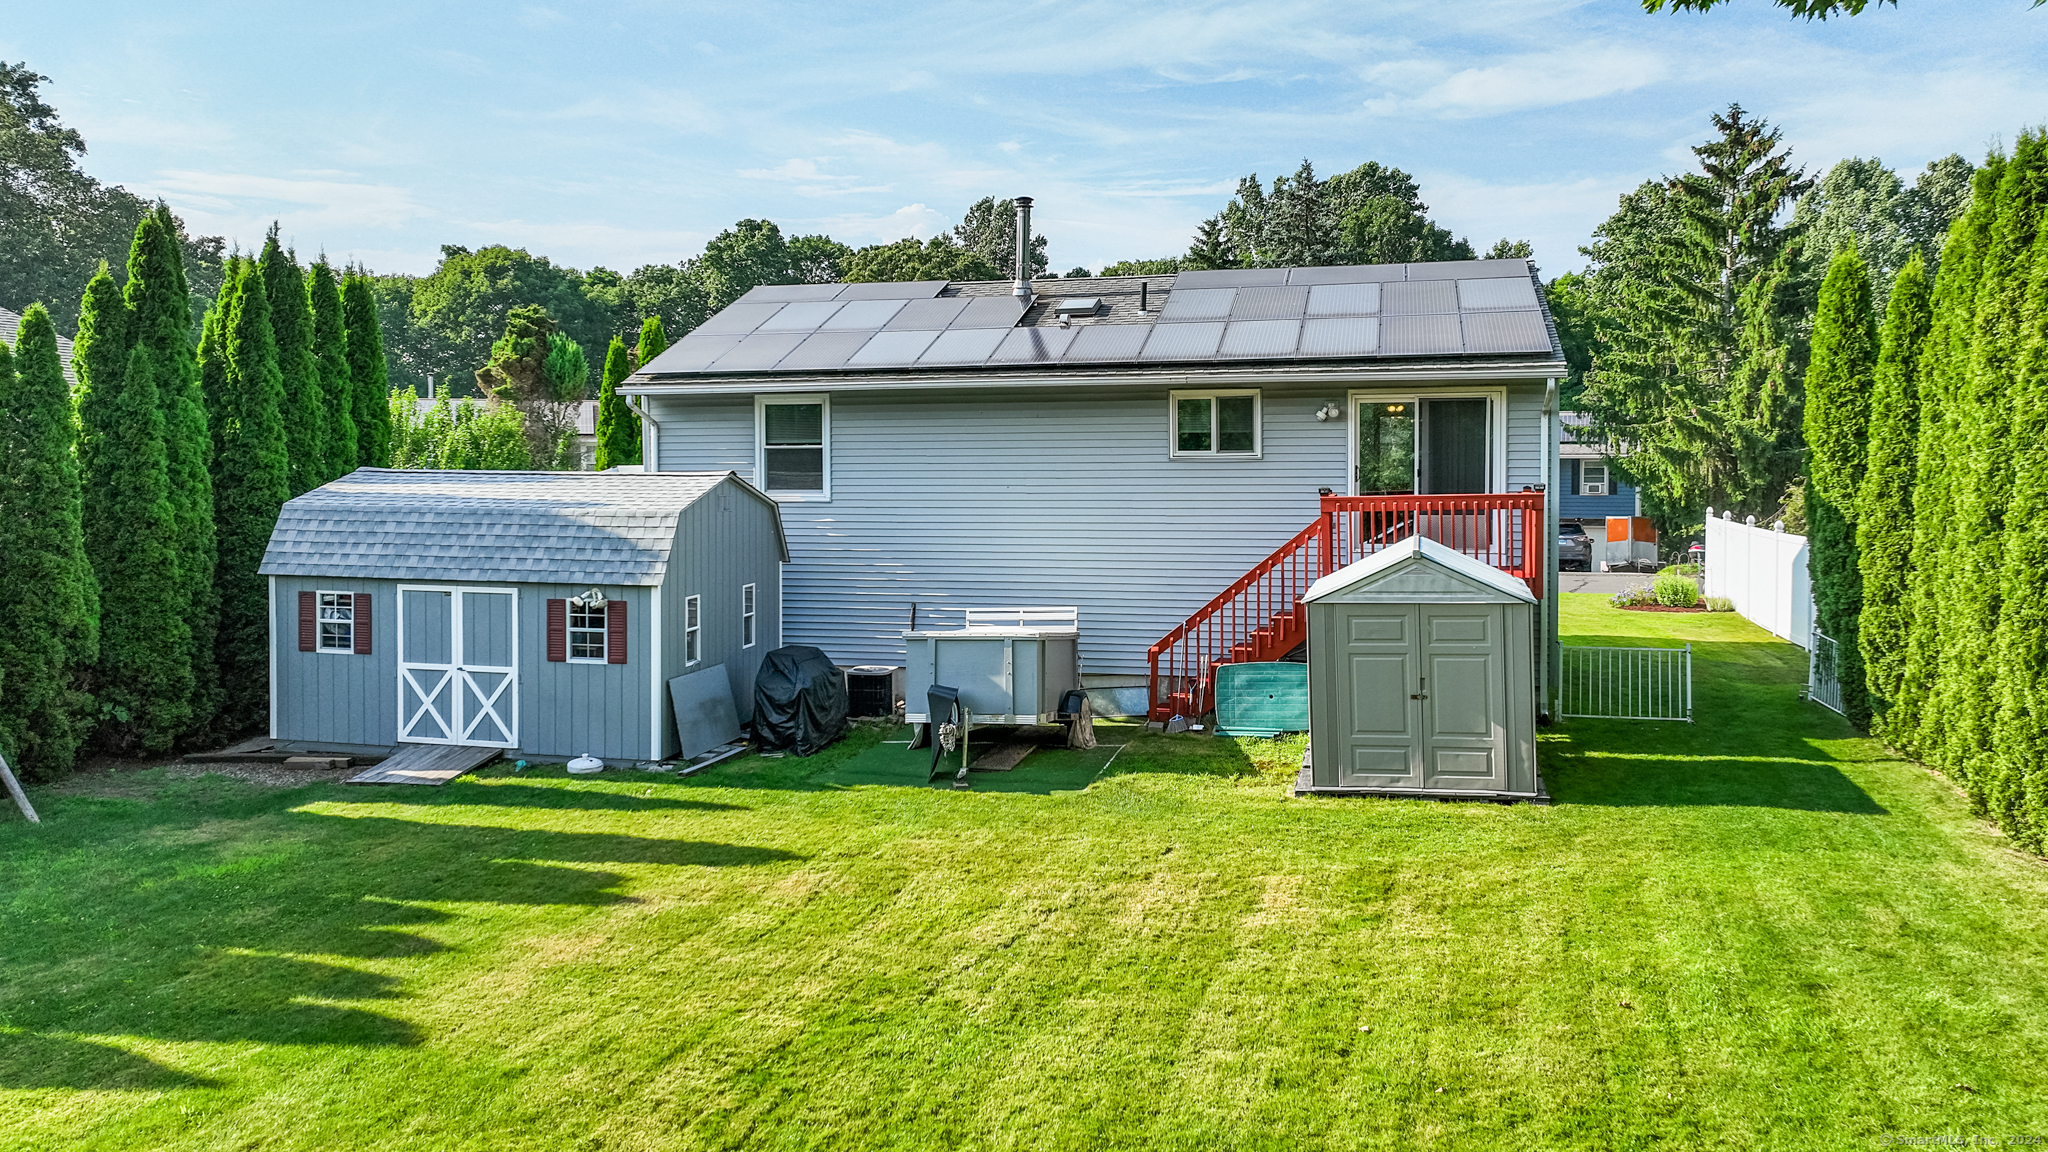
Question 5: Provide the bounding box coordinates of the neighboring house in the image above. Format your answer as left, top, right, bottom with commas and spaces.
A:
1558, 413, 1637, 524
415, 394, 603, 468
619, 257, 1568, 720
0, 305, 78, 385
258, 469, 787, 764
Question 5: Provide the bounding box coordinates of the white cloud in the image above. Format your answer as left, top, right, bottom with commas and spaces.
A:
449, 220, 715, 270
736, 158, 892, 196
129, 170, 432, 251
1363, 46, 1668, 118
807, 203, 947, 244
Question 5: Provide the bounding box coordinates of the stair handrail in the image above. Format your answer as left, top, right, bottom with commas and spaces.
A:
1147, 516, 1329, 719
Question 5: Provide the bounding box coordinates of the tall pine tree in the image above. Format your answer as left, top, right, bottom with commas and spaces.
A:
1856, 253, 1932, 741
342, 267, 390, 468
261, 227, 327, 496
308, 259, 357, 480
594, 335, 634, 470
211, 259, 290, 736
1804, 243, 1879, 730
1988, 219, 2048, 853
0, 306, 98, 778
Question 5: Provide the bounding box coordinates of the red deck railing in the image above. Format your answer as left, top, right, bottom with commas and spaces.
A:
1146, 492, 1545, 721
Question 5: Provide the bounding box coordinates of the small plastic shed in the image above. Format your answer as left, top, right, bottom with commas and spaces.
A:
1299, 535, 1541, 800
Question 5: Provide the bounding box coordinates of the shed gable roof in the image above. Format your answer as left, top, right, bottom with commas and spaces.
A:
1303, 535, 1537, 605
259, 469, 784, 586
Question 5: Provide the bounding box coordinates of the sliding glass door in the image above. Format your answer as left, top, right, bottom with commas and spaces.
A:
1353, 396, 1493, 495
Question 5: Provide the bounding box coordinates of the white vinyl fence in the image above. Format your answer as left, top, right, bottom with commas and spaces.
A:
1560, 644, 1694, 722
1703, 510, 1812, 649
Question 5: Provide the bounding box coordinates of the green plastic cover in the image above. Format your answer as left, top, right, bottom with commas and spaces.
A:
1213, 662, 1309, 737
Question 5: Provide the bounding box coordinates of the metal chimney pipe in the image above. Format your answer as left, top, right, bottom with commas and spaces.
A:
1012, 196, 1034, 301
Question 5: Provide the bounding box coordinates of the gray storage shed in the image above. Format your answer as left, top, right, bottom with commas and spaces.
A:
1299, 535, 1541, 801
259, 468, 787, 764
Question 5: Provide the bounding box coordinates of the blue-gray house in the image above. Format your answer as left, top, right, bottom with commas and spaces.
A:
259, 469, 787, 764
1559, 412, 1637, 524
619, 258, 1568, 720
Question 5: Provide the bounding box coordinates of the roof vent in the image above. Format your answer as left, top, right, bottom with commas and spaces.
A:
1053, 298, 1100, 317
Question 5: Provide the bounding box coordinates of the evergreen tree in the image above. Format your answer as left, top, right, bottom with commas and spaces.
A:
594, 335, 635, 470
308, 259, 357, 478
1988, 220, 2048, 853
261, 227, 327, 495
127, 206, 219, 740
0, 306, 98, 778
636, 315, 668, 368
211, 259, 290, 735
1856, 253, 1931, 740
342, 268, 391, 467
1804, 243, 1879, 730
73, 262, 129, 541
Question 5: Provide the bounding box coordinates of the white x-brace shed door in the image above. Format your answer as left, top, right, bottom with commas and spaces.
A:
397, 586, 519, 747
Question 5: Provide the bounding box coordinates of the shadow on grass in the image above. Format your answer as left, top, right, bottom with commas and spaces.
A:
324, 779, 753, 815
0, 1031, 222, 1091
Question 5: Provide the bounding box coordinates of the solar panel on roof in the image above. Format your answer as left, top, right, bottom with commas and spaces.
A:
1174, 268, 1289, 288
1381, 314, 1464, 355
1287, 264, 1404, 285
642, 335, 741, 373
1137, 321, 1225, 361
739, 283, 844, 303
1299, 317, 1379, 356
1455, 277, 1540, 311
1218, 319, 1301, 358
1459, 310, 1551, 354
822, 299, 905, 329
836, 280, 947, 300
1403, 259, 1527, 281
1230, 286, 1309, 320
949, 296, 1028, 329
707, 330, 808, 371
692, 301, 784, 336
1061, 324, 1148, 362
776, 330, 874, 371
1307, 283, 1379, 316
1381, 280, 1458, 316
885, 298, 971, 329
1158, 287, 1234, 321
755, 300, 844, 331
848, 329, 941, 366
989, 326, 1075, 362
919, 327, 1008, 364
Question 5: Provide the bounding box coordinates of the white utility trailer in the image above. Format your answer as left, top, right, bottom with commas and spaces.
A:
904, 607, 1083, 730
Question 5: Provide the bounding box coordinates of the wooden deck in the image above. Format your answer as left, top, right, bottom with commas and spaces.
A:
345, 743, 502, 786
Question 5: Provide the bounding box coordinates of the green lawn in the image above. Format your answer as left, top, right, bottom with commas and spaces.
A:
2, 595, 2045, 1150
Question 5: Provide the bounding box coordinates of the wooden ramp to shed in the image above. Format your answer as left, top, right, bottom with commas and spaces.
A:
345, 744, 501, 786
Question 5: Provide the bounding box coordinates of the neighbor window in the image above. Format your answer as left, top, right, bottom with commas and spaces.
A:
685, 595, 702, 665
758, 395, 828, 496
569, 600, 607, 661
741, 583, 757, 648
1582, 463, 1609, 497
318, 593, 354, 652
1171, 390, 1260, 457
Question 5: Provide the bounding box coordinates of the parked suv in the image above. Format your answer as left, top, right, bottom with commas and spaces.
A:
1558, 522, 1593, 571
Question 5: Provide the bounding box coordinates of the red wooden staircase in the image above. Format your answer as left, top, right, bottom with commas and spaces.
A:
1146, 493, 1546, 723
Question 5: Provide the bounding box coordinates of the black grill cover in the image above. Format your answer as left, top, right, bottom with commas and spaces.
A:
751, 646, 849, 757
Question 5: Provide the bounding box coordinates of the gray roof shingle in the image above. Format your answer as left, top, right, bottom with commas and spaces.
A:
259, 469, 779, 585
0, 306, 79, 386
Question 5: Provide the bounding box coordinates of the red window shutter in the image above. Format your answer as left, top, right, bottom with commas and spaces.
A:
546, 599, 567, 662
353, 593, 372, 655
607, 600, 628, 664
298, 591, 316, 652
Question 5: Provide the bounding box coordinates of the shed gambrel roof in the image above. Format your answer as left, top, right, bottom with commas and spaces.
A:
259, 468, 787, 586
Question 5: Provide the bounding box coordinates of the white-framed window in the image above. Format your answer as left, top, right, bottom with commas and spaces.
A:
756, 394, 829, 499
1170, 390, 1261, 458
1581, 462, 1609, 496
741, 583, 757, 648
318, 592, 354, 652
684, 594, 702, 665
568, 600, 607, 662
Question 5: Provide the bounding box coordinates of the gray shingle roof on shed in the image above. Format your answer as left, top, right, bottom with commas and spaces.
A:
0, 306, 78, 386
259, 468, 786, 586
627, 258, 1563, 384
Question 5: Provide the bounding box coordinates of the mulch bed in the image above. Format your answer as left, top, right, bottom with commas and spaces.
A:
1620, 604, 1707, 613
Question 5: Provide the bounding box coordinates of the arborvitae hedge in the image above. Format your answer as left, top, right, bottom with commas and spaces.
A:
595, 335, 634, 470
342, 269, 390, 468
0, 306, 98, 778
211, 259, 290, 736
1804, 243, 1878, 729
309, 260, 357, 480
261, 230, 327, 496
1988, 218, 2048, 853
1857, 253, 1932, 739
73, 262, 129, 552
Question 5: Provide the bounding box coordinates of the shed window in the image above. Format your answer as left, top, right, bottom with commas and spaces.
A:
685, 595, 702, 665
1581, 463, 1609, 497
1171, 390, 1260, 457
318, 593, 354, 652
569, 601, 607, 661
759, 396, 828, 496
742, 583, 757, 648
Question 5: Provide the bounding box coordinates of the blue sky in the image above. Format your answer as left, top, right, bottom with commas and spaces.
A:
6, 1, 2045, 280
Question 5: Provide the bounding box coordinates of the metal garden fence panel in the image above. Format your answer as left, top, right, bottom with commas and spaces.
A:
1808, 630, 1845, 716
1561, 644, 1693, 722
